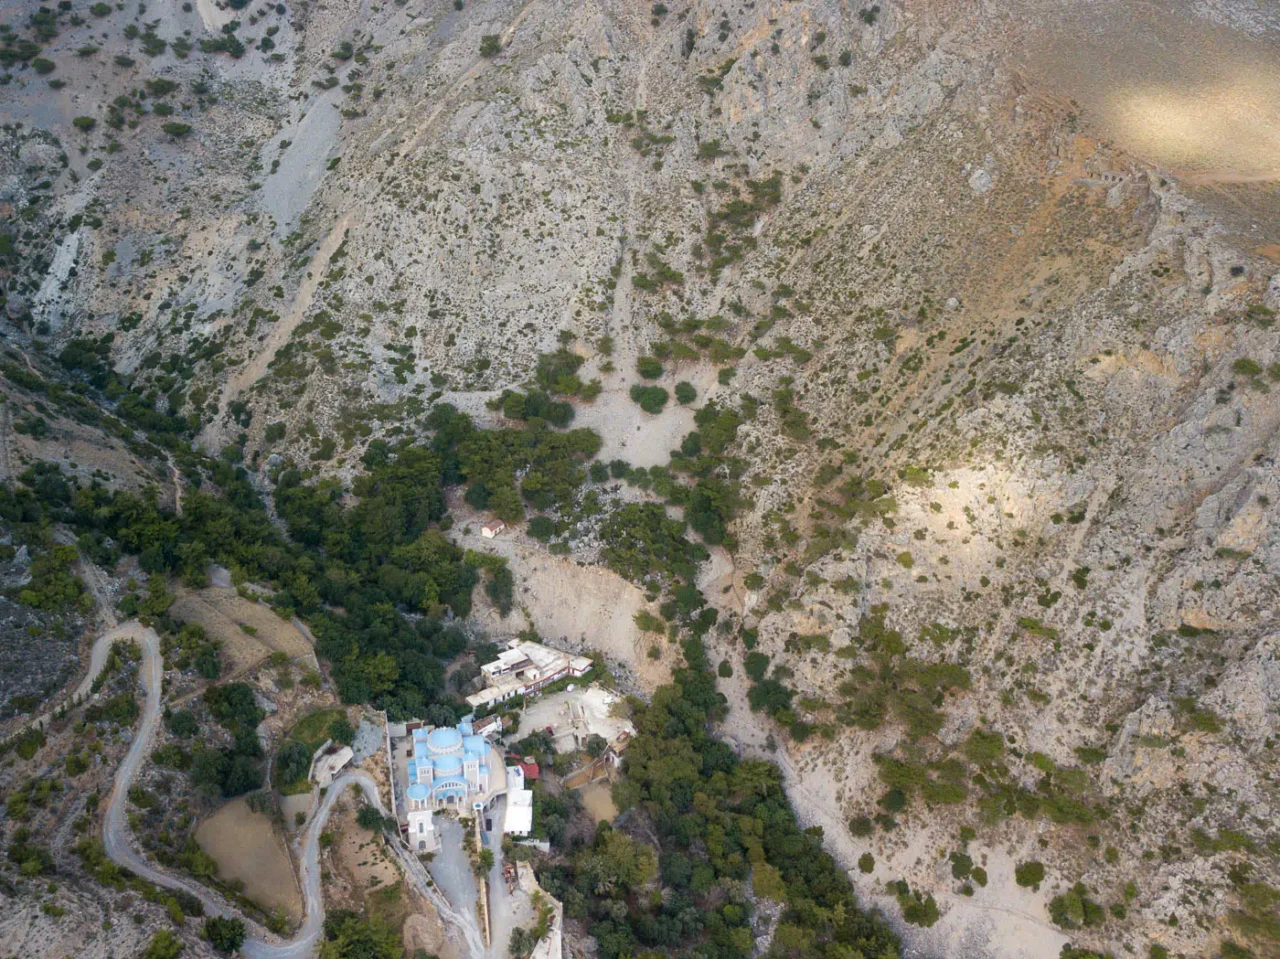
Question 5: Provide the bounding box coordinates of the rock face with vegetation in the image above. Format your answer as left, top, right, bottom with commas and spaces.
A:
1, 0, 1279, 957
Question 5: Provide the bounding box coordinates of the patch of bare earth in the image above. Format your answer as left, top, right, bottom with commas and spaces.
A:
170, 586, 317, 675
195, 796, 303, 923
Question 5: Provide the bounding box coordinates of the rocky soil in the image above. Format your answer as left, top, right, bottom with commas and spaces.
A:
2, 0, 1279, 957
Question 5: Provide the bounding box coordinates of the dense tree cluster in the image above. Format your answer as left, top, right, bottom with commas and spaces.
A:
320, 909, 401, 959
189, 682, 266, 798
428, 403, 601, 524
1, 440, 473, 719
539, 638, 899, 959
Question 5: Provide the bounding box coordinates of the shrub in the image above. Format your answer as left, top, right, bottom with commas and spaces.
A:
633, 610, 665, 632
72, 116, 96, 131
204, 916, 246, 953
674, 381, 696, 404
636, 356, 664, 379
743, 651, 770, 681
1015, 861, 1045, 889
858, 852, 875, 873
630, 385, 668, 414
167, 709, 199, 737
356, 803, 385, 831
274, 741, 312, 787
479, 34, 501, 57
527, 515, 555, 541
1048, 884, 1105, 928
142, 930, 183, 959
328, 716, 355, 745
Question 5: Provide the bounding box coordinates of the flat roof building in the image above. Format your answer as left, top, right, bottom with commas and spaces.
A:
466, 639, 592, 709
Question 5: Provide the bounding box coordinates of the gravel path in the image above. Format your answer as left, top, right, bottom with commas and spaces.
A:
28, 620, 133, 731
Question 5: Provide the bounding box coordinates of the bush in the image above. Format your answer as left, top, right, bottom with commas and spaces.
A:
274, 740, 312, 788
743, 652, 770, 681
167, 709, 199, 737
1015, 861, 1045, 889
142, 929, 183, 959
328, 716, 355, 745
633, 610, 665, 632
1048, 884, 1105, 929
86, 692, 139, 726
636, 356, 664, 379
630, 384, 668, 414
717, 660, 732, 678
14, 727, 45, 760
204, 916, 246, 954
479, 34, 501, 56
73, 116, 96, 131
162, 121, 193, 137
674, 381, 696, 404
849, 816, 873, 837
858, 852, 875, 873
527, 515, 555, 541
485, 565, 515, 616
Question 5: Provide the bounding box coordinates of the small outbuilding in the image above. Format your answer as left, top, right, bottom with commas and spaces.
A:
481, 519, 506, 539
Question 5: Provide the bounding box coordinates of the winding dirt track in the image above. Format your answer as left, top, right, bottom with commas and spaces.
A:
95, 619, 467, 959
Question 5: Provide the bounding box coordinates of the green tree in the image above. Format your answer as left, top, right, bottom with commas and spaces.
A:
204, 916, 246, 954
574, 829, 657, 894
274, 741, 312, 787
585, 734, 608, 757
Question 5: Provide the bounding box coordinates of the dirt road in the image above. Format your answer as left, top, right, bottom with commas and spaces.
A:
94, 618, 468, 959
28, 620, 136, 731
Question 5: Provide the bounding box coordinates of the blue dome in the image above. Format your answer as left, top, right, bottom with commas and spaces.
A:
427, 727, 462, 752
434, 754, 463, 776
463, 735, 487, 756
407, 783, 430, 801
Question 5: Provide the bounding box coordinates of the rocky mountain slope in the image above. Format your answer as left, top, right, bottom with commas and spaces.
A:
2, 0, 1280, 957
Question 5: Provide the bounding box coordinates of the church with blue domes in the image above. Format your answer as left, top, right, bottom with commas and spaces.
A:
404, 718, 505, 852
